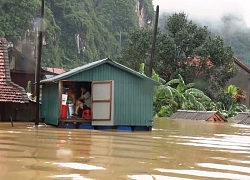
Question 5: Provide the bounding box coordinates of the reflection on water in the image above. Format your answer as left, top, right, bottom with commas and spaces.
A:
54, 162, 105, 170
1, 118, 250, 179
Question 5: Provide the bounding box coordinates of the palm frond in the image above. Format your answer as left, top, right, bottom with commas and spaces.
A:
152, 71, 160, 82
170, 87, 186, 104
184, 92, 196, 102
155, 85, 173, 98
159, 77, 166, 84
165, 79, 180, 86
224, 85, 237, 95
194, 101, 206, 111
178, 74, 185, 87
185, 88, 204, 94
184, 83, 195, 90
182, 100, 193, 110
186, 89, 211, 101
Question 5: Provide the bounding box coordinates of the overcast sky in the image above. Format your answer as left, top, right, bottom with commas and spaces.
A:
152, 0, 250, 27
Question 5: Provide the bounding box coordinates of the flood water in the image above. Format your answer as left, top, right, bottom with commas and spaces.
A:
1, 118, 250, 180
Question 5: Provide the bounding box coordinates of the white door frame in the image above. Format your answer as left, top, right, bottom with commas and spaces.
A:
91, 81, 113, 121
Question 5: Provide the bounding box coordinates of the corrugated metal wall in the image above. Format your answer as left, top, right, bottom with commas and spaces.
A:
41, 83, 59, 125
64, 64, 154, 126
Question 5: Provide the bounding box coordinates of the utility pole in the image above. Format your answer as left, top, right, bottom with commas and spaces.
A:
148, 5, 159, 77
34, 27, 38, 94
35, 0, 45, 126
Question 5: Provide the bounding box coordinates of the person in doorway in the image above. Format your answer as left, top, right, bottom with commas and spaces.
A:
72, 86, 91, 117
67, 89, 76, 104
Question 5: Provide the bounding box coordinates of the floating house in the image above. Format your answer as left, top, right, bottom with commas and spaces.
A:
40, 58, 160, 131
170, 110, 227, 122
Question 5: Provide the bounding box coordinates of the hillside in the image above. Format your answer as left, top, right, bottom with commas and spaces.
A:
159, 13, 250, 66
0, 0, 154, 69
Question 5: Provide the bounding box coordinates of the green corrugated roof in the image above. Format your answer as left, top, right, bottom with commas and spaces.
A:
40, 58, 160, 85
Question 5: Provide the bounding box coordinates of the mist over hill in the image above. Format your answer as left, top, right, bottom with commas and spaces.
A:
159, 12, 250, 66
1, 1, 249, 69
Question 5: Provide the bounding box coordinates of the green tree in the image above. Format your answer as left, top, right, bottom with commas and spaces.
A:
0, 0, 61, 68
141, 62, 248, 118
119, 12, 238, 99
45, 0, 154, 69
0, 0, 40, 43
0, 0, 154, 69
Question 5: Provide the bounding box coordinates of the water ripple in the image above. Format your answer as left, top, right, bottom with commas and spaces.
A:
155, 168, 250, 179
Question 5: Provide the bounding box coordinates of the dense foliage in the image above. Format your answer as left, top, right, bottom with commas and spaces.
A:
0, 0, 154, 69
2, 1, 250, 119
1, 1, 249, 73
119, 13, 238, 99
0, 0, 60, 65
1, 1, 249, 72
140, 63, 249, 118
154, 74, 212, 117
159, 13, 250, 67
216, 85, 248, 117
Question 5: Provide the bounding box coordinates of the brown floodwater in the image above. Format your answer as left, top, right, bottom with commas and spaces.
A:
1, 118, 250, 180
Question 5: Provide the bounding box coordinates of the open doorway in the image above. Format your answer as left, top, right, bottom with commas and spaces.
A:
60, 80, 113, 123
62, 81, 92, 119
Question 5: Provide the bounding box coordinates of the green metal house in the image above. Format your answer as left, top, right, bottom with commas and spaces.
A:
40, 58, 159, 130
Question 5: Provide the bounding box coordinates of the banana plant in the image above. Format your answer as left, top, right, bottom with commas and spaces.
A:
220, 103, 249, 118
224, 85, 238, 95
139, 63, 145, 74
153, 85, 179, 117
154, 73, 212, 117
139, 63, 166, 84
139, 63, 214, 117
223, 85, 246, 103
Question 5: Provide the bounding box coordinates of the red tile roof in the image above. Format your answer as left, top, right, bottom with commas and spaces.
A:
0, 39, 29, 103
187, 57, 213, 68
177, 57, 214, 76
182, 57, 248, 76
46, 67, 65, 74
185, 57, 248, 72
